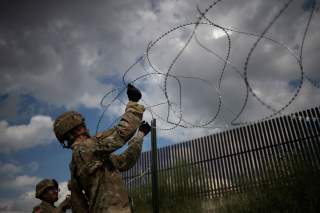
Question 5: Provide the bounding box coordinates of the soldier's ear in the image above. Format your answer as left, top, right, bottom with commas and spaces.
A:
68, 132, 77, 141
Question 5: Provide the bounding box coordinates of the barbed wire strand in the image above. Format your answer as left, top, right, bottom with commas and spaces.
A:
95, 0, 318, 135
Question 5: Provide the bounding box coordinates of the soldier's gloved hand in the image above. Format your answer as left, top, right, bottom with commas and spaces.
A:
127, 83, 142, 102
139, 121, 151, 136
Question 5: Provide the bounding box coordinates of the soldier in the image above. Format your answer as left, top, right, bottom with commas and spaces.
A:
32, 178, 71, 213
53, 84, 151, 213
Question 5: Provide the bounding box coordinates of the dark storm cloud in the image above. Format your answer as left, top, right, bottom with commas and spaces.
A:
141, 0, 320, 129
0, 0, 319, 127
0, 0, 146, 109
0, 0, 192, 114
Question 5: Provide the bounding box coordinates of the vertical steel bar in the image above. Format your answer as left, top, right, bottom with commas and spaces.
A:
212, 134, 222, 197
221, 131, 233, 193
308, 108, 320, 168
244, 125, 259, 187
260, 121, 277, 186
238, 126, 253, 188
196, 137, 205, 197
216, 132, 227, 194
234, 127, 249, 191
284, 114, 302, 170
292, 112, 310, 164
249, 123, 265, 186
204, 135, 214, 197
151, 119, 159, 213
300, 110, 317, 168
267, 119, 285, 184
227, 130, 239, 192
229, 128, 242, 193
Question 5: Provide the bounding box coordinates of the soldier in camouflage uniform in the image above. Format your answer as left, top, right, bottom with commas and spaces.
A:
32, 178, 71, 213
53, 84, 151, 213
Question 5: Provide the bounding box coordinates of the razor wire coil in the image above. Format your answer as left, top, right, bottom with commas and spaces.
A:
96, 0, 318, 134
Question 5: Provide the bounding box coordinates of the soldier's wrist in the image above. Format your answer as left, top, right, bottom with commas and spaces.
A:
137, 131, 145, 138
126, 101, 145, 112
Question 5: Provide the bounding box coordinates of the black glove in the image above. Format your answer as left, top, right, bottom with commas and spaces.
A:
139, 121, 151, 136
127, 83, 142, 102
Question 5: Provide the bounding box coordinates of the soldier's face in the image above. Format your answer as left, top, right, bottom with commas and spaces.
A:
42, 187, 59, 203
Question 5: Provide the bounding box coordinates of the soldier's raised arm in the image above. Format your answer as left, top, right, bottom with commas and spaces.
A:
110, 121, 151, 172
93, 84, 145, 154
54, 84, 145, 154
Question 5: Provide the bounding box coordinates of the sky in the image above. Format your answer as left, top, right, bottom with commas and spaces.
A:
0, 0, 319, 212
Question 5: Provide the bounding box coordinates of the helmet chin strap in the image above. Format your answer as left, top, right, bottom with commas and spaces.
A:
60, 141, 70, 149
60, 133, 76, 149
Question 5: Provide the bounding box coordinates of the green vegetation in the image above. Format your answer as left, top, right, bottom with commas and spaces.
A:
129, 161, 208, 213
214, 153, 320, 213
129, 152, 320, 212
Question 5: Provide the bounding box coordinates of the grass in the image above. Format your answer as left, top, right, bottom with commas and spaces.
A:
128, 153, 320, 212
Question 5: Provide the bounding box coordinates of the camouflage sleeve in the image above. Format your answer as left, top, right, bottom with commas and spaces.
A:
94, 129, 128, 155
93, 101, 144, 155
116, 101, 145, 141
110, 131, 144, 172
96, 101, 145, 144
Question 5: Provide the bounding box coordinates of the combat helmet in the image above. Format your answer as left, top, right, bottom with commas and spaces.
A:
53, 111, 85, 143
35, 179, 58, 199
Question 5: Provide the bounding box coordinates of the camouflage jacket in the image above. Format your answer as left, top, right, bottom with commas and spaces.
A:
70, 101, 145, 213
32, 201, 65, 213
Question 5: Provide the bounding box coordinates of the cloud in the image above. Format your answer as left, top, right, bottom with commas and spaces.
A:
78, 93, 104, 109
0, 115, 54, 153
137, 0, 319, 133
0, 0, 319, 154
0, 175, 40, 193
0, 162, 39, 179
0, 163, 23, 177
0, 0, 319, 130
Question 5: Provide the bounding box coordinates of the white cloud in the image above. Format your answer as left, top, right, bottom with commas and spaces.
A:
78, 92, 103, 109
211, 29, 232, 39
0, 175, 40, 192
0, 191, 37, 213
0, 115, 54, 153
0, 162, 39, 178
0, 163, 22, 178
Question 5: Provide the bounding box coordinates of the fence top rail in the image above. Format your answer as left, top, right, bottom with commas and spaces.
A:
142, 105, 320, 154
